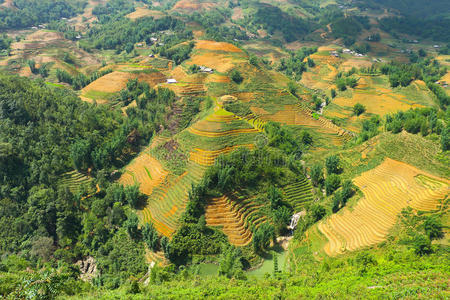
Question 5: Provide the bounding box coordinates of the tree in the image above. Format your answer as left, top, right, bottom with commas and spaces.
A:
325, 174, 341, 196
310, 164, 324, 187
124, 185, 141, 208
331, 192, 342, 213
423, 216, 443, 240
31, 236, 55, 261
249, 55, 259, 66
124, 214, 140, 240
70, 139, 91, 171
307, 58, 315, 67
353, 103, 366, 116
268, 186, 283, 209
331, 88, 337, 98
336, 78, 347, 91
412, 234, 432, 255
300, 130, 313, 146
325, 155, 341, 174
309, 204, 326, 222
355, 251, 377, 275
27, 59, 37, 74
441, 126, 449, 151
142, 223, 160, 251
340, 180, 355, 204
230, 69, 243, 84
287, 81, 297, 96
218, 245, 243, 278
253, 223, 275, 253
273, 251, 279, 276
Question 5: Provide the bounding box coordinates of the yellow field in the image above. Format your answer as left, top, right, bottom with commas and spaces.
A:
81, 70, 166, 101
127, 6, 165, 19
190, 144, 254, 166
119, 150, 169, 195
319, 158, 449, 256
333, 88, 423, 116
205, 195, 266, 246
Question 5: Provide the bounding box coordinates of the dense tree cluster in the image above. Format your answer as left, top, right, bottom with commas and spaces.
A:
83, 16, 187, 54
0, 0, 86, 30
385, 108, 449, 151
56, 68, 113, 90
379, 17, 450, 42
277, 47, 317, 80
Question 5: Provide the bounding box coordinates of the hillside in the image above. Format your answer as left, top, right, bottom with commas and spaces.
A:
0, 0, 449, 299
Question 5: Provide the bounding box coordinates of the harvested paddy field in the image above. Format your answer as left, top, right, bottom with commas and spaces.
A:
319, 158, 449, 256
119, 150, 169, 196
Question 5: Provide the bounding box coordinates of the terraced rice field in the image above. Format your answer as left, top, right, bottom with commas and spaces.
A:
282, 178, 314, 211
190, 144, 255, 166
140, 162, 207, 236
119, 150, 168, 195
60, 170, 93, 193
205, 195, 267, 246
319, 158, 450, 256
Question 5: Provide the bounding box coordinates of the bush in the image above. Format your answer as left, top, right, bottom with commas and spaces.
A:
353, 103, 366, 116
310, 164, 324, 187
325, 155, 341, 174
325, 174, 341, 196
230, 69, 243, 84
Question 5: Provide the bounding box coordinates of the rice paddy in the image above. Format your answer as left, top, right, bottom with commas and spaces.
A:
319, 158, 449, 256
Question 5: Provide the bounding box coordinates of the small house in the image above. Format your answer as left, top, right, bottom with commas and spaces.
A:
167, 79, 177, 84
150, 37, 158, 42
148, 54, 155, 58
199, 66, 213, 73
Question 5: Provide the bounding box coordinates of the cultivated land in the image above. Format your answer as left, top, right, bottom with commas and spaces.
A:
319, 158, 449, 256
1, 0, 449, 297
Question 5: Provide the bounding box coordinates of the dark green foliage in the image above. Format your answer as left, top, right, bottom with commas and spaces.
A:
441, 126, 450, 151
331, 16, 369, 39
380, 59, 447, 91
300, 130, 313, 146
411, 234, 432, 255
427, 82, 449, 109
331, 180, 355, 212
265, 122, 302, 156
309, 204, 326, 223
142, 223, 160, 251
358, 116, 381, 143
168, 223, 228, 265
385, 108, 448, 150
277, 47, 317, 80
0, 0, 86, 30
85, 16, 189, 53
251, 5, 314, 42
160, 42, 195, 65
353, 103, 366, 116
325, 155, 341, 175
330, 88, 336, 98
310, 164, 324, 187
97, 228, 146, 283
423, 216, 444, 240
189, 8, 248, 42
92, 0, 135, 21
355, 251, 377, 275
0, 34, 12, 55
325, 174, 341, 196
379, 16, 450, 42
252, 223, 275, 253
218, 245, 246, 279
230, 69, 243, 84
